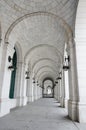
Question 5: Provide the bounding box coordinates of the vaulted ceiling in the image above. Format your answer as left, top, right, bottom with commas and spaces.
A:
0, 0, 79, 84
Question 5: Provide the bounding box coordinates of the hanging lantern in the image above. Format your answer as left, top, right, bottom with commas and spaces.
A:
55, 81, 58, 84
57, 77, 61, 80
8, 65, 14, 71
63, 65, 69, 71
25, 71, 30, 79
33, 80, 35, 83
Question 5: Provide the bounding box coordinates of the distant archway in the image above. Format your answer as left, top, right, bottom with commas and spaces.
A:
47, 86, 52, 95
43, 78, 54, 98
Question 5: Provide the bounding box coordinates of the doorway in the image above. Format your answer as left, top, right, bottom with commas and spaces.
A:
9, 50, 17, 99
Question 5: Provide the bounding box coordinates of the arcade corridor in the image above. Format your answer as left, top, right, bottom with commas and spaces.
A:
0, 0, 86, 124
0, 98, 86, 130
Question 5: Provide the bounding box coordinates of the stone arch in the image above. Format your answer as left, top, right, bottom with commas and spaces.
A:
36, 74, 54, 85
38, 71, 56, 83
43, 77, 54, 84
4, 11, 72, 44
32, 58, 60, 74
42, 77, 54, 88
34, 65, 58, 77
24, 44, 62, 74
25, 44, 62, 64
42, 78, 54, 98
36, 67, 57, 79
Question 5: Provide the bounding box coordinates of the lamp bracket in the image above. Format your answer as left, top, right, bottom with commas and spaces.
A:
63, 65, 69, 71
8, 56, 12, 62
65, 55, 70, 62
26, 76, 30, 79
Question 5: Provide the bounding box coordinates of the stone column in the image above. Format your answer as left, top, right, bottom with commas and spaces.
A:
68, 38, 79, 121
39, 87, 42, 98
54, 85, 55, 99
18, 63, 28, 106
57, 81, 60, 102
34, 82, 38, 100
26, 78, 30, 102
59, 78, 62, 104
0, 43, 15, 117
33, 82, 36, 101
36, 85, 39, 100
37, 86, 40, 99
28, 75, 34, 102
54, 85, 58, 100
60, 71, 65, 107
37, 86, 41, 99
14, 62, 25, 106
75, 0, 86, 122
64, 70, 69, 108
0, 39, 3, 69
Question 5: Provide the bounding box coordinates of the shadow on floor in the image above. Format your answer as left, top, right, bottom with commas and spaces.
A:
53, 101, 59, 103
63, 115, 74, 121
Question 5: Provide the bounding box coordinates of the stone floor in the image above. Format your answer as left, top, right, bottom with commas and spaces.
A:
0, 98, 86, 130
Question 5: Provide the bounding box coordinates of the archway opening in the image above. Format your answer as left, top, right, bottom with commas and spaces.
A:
47, 86, 52, 95
43, 79, 54, 98
9, 49, 17, 99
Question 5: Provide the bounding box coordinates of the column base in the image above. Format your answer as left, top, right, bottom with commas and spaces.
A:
68, 100, 86, 123
0, 98, 10, 117
54, 95, 58, 100
68, 99, 78, 121
34, 95, 38, 101
38, 95, 42, 99
28, 96, 34, 102
57, 97, 60, 103
60, 97, 65, 107
17, 97, 27, 106
64, 98, 68, 108
77, 102, 86, 123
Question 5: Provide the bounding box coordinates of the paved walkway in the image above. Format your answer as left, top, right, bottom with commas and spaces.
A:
0, 98, 86, 130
